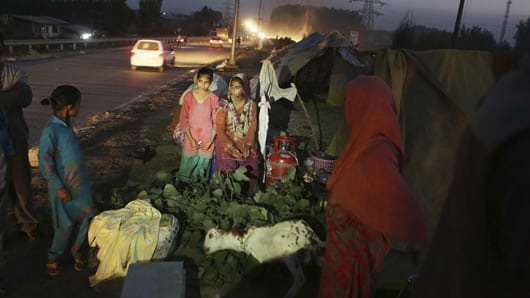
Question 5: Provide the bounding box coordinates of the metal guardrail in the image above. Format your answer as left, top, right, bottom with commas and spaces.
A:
3, 36, 210, 54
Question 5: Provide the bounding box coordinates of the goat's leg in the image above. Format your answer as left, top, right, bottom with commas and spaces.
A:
283, 255, 306, 298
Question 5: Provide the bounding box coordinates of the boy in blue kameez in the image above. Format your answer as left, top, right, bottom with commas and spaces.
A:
38, 85, 95, 276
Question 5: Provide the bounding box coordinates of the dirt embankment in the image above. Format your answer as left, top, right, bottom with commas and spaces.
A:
31, 49, 275, 213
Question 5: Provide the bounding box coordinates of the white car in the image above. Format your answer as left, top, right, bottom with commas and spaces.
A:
130, 39, 175, 72
209, 36, 223, 48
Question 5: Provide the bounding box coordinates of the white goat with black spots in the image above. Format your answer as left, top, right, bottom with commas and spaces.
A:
203, 219, 324, 298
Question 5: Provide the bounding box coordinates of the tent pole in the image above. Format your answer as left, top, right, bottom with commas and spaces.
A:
296, 93, 320, 151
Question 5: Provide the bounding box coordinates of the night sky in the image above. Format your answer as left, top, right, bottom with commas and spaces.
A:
126, 0, 530, 42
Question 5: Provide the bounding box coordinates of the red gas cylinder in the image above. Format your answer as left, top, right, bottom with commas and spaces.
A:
265, 136, 299, 187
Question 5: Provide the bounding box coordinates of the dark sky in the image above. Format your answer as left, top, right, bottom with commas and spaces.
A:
126, 0, 529, 42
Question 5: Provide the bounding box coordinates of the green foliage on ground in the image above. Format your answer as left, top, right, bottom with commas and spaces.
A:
96, 166, 326, 288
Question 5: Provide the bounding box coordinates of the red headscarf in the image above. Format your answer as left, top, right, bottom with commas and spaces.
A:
327, 75, 428, 244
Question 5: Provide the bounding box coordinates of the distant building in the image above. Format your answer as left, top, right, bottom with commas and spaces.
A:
2, 15, 69, 39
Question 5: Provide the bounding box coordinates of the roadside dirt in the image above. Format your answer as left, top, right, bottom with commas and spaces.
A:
3, 48, 404, 298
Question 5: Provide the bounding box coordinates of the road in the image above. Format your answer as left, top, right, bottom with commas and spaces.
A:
11, 44, 230, 146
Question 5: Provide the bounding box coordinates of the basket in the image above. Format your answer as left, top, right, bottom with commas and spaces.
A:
312, 152, 336, 173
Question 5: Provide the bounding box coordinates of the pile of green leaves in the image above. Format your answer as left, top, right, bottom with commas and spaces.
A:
96, 166, 326, 287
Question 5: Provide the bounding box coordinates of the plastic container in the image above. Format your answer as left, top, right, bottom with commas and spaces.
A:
28, 146, 39, 168
312, 151, 336, 173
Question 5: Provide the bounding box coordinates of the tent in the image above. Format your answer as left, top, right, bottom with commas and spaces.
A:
253, 31, 369, 153
373, 48, 499, 231
255, 33, 521, 236
259, 34, 520, 228
253, 35, 524, 288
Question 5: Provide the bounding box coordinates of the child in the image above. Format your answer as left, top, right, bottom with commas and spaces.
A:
38, 85, 95, 276
215, 73, 259, 195
178, 67, 218, 181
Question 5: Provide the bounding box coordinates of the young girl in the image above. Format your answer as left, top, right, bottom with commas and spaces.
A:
38, 85, 95, 276
215, 73, 259, 195
178, 67, 218, 181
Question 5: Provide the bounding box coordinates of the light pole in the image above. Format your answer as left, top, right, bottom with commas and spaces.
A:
257, 0, 263, 49
228, 0, 239, 66
451, 0, 465, 48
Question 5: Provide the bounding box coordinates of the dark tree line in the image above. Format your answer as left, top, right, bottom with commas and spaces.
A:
392, 11, 530, 52
269, 5, 363, 39
0, 0, 225, 37
1, 0, 134, 36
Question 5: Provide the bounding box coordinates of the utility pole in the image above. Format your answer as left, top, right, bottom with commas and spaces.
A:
451, 0, 465, 47
499, 0, 512, 43
257, 0, 263, 49
223, 0, 233, 26
349, 0, 387, 31
228, 0, 239, 67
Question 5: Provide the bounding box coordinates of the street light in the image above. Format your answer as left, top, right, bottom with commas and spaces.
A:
257, 0, 263, 49
228, 0, 239, 66
451, 0, 465, 47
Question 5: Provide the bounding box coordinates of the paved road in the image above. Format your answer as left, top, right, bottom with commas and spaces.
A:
11, 45, 230, 146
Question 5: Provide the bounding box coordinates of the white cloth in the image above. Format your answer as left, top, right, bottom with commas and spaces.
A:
258, 59, 297, 103
0, 63, 27, 91
88, 199, 161, 286
258, 95, 270, 159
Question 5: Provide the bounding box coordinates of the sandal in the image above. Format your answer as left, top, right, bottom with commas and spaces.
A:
46, 261, 59, 277
74, 257, 87, 271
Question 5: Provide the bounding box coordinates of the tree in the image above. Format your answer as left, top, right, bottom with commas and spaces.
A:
269, 5, 363, 40
454, 25, 496, 51
101, 0, 134, 36
414, 27, 451, 50
392, 11, 415, 49
137, 0, 163, 35
514, 18, 530, 53
189, 6, 223, 36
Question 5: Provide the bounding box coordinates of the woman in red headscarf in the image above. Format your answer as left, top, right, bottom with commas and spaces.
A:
319, 75, 428, 298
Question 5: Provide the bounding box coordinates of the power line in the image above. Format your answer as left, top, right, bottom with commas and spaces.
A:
499, 0, 512, 43
223, 0, 233, 26
349, 0, 387, 30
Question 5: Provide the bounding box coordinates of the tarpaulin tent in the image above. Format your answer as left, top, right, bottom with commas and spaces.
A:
374, 48, 496, 231
252, 31, 368, 153
266, 31, 366, 107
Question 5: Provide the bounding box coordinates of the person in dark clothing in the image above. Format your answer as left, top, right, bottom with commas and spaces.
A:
0, 104, 13, 297
0, 31, 5, 50
411, 56, 530, 298
0, 62, 38, 240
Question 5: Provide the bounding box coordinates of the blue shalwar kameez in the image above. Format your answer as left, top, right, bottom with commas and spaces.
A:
38, 115, 95, 261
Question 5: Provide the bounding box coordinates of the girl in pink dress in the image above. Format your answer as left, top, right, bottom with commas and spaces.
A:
178, 67, 218, 182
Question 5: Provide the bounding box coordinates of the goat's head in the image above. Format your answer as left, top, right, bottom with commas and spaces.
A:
203, 227, 226, 254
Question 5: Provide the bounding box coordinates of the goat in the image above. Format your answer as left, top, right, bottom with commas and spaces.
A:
203, 219, 324, 298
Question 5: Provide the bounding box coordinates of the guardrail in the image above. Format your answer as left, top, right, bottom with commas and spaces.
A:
3, 36, 210, 55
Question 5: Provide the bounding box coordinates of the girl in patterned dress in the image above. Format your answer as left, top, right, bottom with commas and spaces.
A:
214, 73, 259, 195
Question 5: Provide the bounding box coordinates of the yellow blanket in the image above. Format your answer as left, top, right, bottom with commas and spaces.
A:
88, 199, 161, 286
